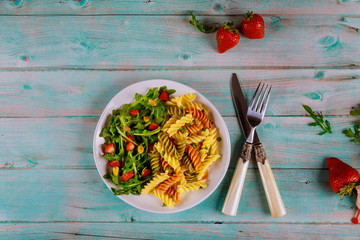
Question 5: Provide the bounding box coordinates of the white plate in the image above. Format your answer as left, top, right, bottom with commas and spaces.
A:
93, 79, 231, 213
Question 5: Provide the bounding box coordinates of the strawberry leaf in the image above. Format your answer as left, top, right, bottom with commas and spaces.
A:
189, 11, 217, 34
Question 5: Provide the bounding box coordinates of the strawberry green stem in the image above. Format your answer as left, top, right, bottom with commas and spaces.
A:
244, 11, 254, 22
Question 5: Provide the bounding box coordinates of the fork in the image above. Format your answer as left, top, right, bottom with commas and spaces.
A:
222, 83, 272, 216
248, 83, 286, 218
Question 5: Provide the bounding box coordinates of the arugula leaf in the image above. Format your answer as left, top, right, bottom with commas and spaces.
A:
303, 105, 332, 135
189, 11, 217, 34
343, 124, 360, 143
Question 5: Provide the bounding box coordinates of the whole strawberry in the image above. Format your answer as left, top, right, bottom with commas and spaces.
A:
241, 11, 265, 39
328, 157, 359, 199
216, 22, 240, 54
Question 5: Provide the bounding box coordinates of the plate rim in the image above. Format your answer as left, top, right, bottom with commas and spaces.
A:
93, 79, 231, 214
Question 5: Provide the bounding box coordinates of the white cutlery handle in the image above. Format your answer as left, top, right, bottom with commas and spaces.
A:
254, 144, 286, 218
222, 143, 252, 216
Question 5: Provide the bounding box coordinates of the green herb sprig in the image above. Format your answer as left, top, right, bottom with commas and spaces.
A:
343, 125, 360, 143
343, 106, 360, 143
189, 11, 217, 34
303, 105, 332, 135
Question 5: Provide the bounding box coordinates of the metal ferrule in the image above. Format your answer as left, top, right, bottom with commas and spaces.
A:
253, 143, 267, 165
240, 142, 253, 163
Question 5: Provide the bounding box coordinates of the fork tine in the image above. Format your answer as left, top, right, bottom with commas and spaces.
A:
260, 85, 272, 113
256, 84, 269, 112
255, 83, 266, 111
249, 82, 261, 110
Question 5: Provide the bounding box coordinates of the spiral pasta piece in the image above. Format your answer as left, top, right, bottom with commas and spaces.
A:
167, 106, 186, 117
188, 107, 212, 129
184, 171, 199, 183
157, 170, 183, 193
186, 122, 203, 135
162, 116, 178, 132
149, 149, 161, 174
175, 135, 187, 159
169, 93, 196, 108
185, 101, 210, 113
177, 180, 207, 196
151, 189, 174, 208
186, 144, 202, 171
197, 154, 220, 180
141, 172, 170, 194
166, 186, 180, 203
158, 131, 180, 158
167, 114, 194, 137
200, 128, 218, 162
160, 157, 173, 172
186, 129, 209, 145
155, 142, 180, 170
181, 154, 196, 173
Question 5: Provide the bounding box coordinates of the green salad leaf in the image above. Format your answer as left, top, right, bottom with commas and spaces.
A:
100, 86, 175, 195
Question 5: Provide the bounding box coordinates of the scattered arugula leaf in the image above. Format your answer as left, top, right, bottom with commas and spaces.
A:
343, 124, 360, 143
189, 11, 217, 34
303, 105, 332, 135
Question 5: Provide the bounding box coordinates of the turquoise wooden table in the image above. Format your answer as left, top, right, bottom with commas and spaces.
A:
1, 1, 360, 239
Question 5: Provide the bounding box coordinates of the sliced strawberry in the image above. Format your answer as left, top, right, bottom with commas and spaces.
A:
108, 161, 120, 167
104, 143, 115, 154
149, 122, 159, 131
124, 135, 134, 142
121, 171, 134, 182
141, 168, 151, 177
130, 109, 139, 116
148, 142, 155, 152
126, 142, 135, 152
159, 91, 169, 101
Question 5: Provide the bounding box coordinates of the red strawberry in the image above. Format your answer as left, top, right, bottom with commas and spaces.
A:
216, 22, 240, 54
129, 109, 139, 116
240, 11, 265, 39
159, 91, 169, 101
148, 122, 159, 131
328, 157, 359, 199
126, 142, 135, 152
104, 143, 115, 154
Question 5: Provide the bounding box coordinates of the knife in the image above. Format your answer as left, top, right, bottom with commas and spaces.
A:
222, 73, 286, 218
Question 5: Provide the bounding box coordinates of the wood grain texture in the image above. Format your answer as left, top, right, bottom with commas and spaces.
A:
0, 15, 359, 69
0, 116, 359, 170
1, 222, 360, 240
0, 168, 358, 223
1, 0, 360, 15
1, 70, 359, 117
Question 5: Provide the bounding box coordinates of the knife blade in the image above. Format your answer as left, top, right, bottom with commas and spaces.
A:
230, 73, 260, 144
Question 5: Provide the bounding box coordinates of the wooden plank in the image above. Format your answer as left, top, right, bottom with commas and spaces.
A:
1, 70, 359, 117
0, 168, 357, 223
1, 0, 360, 15
0, 116, 359, 169
1, 222, 360, 240
0, 15, 359, 69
